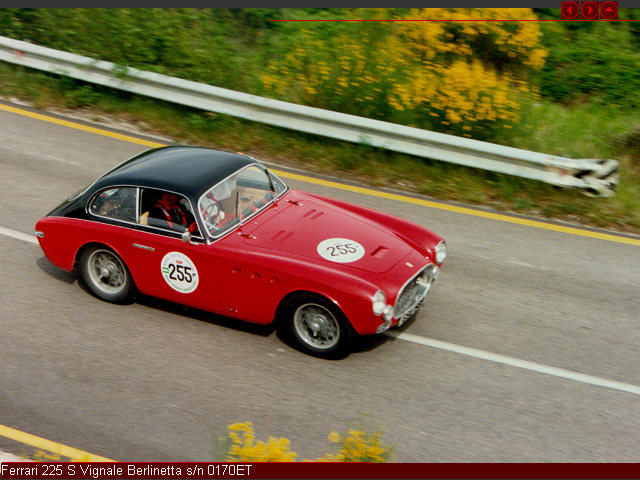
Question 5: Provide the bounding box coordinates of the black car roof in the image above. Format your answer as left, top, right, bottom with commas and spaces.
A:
92, 146, 257, 198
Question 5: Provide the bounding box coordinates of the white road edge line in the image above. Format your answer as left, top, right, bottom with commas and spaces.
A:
0, 226, 38, 245
385, 330, 640, 395
2, 226, 638, 396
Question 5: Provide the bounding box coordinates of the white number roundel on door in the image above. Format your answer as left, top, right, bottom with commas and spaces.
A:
161, 252, 199, 293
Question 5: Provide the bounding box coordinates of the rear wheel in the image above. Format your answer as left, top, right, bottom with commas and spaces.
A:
80, 246, 134, 303
281, 294, 353, 359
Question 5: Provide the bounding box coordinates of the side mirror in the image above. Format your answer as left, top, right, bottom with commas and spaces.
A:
181, 230, 191, 244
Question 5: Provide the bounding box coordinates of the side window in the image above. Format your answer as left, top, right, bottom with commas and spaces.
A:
140, 188, 199, 236
89, 187, 137, 222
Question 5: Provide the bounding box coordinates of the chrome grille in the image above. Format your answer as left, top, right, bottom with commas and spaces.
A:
394, 264, 435, 321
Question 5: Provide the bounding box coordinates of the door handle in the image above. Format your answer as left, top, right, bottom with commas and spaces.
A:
132, 243, 155, 251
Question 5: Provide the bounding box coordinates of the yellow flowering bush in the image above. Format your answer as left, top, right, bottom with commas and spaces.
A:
262, 8, 547, 139
317, 429, 390, 462
390, 8, 546, 138
220, 422, 390, 462
225, 422, 297, 462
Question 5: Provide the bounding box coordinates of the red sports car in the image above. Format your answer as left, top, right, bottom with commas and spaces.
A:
35, 146, 446, 358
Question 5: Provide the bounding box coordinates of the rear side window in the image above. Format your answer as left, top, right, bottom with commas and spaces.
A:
89, 187, 137, 223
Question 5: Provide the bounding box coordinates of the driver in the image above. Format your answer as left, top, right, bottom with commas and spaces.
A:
148, 192, 198, 234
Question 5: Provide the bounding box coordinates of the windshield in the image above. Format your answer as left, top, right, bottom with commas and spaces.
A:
198, 165, 286, 238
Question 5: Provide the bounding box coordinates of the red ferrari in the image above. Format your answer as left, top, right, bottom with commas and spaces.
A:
35, 146, 446, 358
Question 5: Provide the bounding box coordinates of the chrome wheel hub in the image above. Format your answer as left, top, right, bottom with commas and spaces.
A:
293, 304, 339, 350
88, 250, 126, 293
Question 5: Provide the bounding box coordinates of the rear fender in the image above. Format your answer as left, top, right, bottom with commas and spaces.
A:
36, 217, 131, 272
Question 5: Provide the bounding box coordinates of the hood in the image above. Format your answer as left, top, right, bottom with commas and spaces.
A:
242, 192, 413, 273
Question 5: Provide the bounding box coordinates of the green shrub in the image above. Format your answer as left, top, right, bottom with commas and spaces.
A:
535, 9, 640, 109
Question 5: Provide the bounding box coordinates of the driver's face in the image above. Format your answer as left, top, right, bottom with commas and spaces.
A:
163, 193, 180, 207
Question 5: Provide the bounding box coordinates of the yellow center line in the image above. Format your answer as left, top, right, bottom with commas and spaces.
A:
2, 102, 639, 247
0, 424, 114, 462
0, 103, 163, 148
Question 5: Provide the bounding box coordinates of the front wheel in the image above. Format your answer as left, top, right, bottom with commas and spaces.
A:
80, 246, 134, 304
281, 294, 353, 359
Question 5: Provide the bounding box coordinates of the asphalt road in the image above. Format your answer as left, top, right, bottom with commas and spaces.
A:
1, 102, 638, 462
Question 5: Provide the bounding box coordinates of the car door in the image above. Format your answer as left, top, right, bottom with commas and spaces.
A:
126, 188, 224, 312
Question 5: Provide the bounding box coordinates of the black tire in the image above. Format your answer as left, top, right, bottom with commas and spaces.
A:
79, 246, 135, 304
280, 294, 353, 359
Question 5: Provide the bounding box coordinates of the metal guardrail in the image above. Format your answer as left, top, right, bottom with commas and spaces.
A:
0, 36, 619, 196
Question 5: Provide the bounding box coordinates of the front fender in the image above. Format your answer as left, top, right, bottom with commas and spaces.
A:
213, 243, 383, 334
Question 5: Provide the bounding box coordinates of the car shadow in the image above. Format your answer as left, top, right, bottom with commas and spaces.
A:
350, 333, 392, 354
350, 313, 421, 353
273, 319, 400, 359
350, 314, 420, 354
35, 256, 78, 285
134, 294, 276, 338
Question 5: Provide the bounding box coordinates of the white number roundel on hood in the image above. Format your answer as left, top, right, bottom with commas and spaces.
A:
317, 238, 365, 263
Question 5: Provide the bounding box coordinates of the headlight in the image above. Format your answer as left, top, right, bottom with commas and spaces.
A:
382, 305, 394, 321
435, 241, 446, 264
372, 290, 386, 316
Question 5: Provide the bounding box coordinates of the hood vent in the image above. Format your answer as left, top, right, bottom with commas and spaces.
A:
302, 208, 324, 220
370, 246, 389, 258
271, 230, 294, 242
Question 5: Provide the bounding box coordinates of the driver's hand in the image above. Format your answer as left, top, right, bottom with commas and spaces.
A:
188, 222, 198, 234
214, 211, 225, 225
